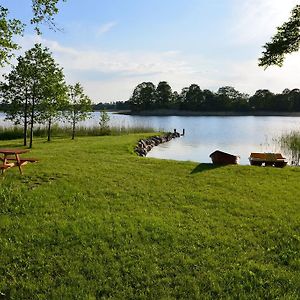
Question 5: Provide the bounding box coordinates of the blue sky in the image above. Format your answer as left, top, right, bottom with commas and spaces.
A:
3, 0, 300, 102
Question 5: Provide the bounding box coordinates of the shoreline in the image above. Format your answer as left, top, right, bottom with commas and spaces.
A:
115, 109, 300, 117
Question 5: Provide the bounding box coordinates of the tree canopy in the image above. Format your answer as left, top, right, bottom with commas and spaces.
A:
129, 82, 156, 112
65, 83, 92, 140
259, 5, 300, 68
1, 43, 67, 147
155, 81, 173, 108
30, 0, 66, 33
0, 0, 65, 66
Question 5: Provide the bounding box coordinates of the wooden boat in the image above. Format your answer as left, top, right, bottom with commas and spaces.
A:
209, 150, 239, 165
249, 152, 287, 167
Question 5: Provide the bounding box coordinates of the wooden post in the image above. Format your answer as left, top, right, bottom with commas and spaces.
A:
182, 129, 185, 136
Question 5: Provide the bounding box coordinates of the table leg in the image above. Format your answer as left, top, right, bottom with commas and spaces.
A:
1, 154, 3, 175
1, 154, 9, 175
15, 154, 23, 175
1, 154, 8, 174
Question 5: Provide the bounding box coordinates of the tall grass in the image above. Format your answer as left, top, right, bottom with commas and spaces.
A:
278, 131, 300, 165
0, 124, 156, 140
0, 126, 23, 140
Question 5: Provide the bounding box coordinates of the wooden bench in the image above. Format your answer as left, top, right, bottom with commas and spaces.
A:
249, 153, 287, 167
0, 164, 13, 170
0, 162, 16, 173
1, 159, 38, 173
7, 157, 38, 164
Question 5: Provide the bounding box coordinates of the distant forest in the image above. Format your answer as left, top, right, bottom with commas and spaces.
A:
93, 81, 300, 113
92, 101, 130, 111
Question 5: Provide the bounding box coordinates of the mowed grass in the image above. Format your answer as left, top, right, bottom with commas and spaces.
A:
0, 135, 299, 299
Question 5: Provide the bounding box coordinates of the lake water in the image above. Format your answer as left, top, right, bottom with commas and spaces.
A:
1, 112, 300, 165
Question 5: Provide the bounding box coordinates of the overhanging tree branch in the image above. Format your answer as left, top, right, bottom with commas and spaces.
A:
0, 1, 66, 66
259, 4, 300, 68
31, 0, 67, 34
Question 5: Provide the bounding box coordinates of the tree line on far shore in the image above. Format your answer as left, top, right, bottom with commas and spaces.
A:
126, 81, 300, 113
92, 101, 130, 111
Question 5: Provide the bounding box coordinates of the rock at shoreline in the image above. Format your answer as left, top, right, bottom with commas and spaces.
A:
135, 132, 181, 157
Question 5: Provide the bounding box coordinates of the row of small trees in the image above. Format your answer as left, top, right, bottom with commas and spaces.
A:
0, 44, 92, 147
129, 81, 300, 112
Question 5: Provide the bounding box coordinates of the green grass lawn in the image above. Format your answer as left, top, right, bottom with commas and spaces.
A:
0, 135, 299, 299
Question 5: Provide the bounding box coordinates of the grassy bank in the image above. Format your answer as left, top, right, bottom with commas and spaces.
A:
0, 135, 299, 299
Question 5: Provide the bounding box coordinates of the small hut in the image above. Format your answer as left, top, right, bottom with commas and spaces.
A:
209, 150, 239, 165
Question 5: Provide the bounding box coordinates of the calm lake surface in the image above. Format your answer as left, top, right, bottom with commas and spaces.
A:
1, 112, 300, 165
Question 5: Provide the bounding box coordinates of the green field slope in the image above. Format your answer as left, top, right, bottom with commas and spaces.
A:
0, 135, 299, 299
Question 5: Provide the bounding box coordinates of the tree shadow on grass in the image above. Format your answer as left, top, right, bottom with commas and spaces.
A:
190, 163, 224, 174
0, 142, 26, 148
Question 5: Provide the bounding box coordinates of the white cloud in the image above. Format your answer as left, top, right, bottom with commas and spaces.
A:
12, 35, 197, 100
24, 36, 191, 76
4, 30, 300, 102
225, 53, 300, 95
230, 0, 299, 45
96, 22, 117, 36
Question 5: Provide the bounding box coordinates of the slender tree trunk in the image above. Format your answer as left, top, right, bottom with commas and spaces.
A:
23, 98, 28, 146
24, 97, 28, 146
72, 117, 76, 140
47, 117, 52, 142
29, 97, 35, 149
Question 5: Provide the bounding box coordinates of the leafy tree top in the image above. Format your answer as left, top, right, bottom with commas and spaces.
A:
66, 83, 92, 121
0, 1, 66, 66
2, 43, 67, 123
0, 6, 23, 66
31, 0, 67, 33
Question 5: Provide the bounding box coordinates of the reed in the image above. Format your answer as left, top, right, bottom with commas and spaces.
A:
0, 126, 23, 140
278, 131, 300, 165
0, 124, 156, 140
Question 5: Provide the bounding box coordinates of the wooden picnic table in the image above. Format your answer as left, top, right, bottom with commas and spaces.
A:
0, 148, 37, 175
